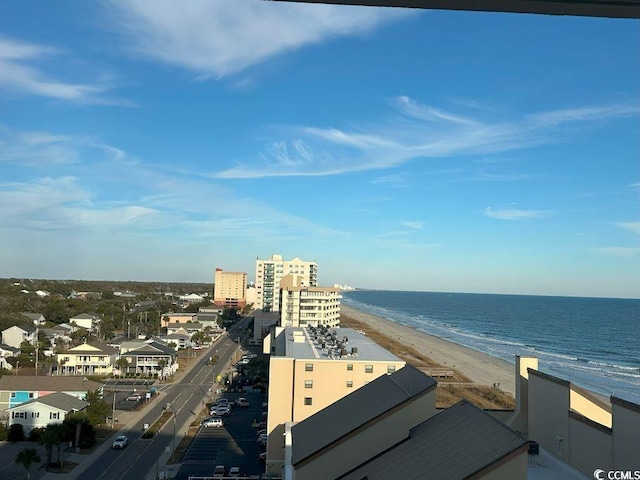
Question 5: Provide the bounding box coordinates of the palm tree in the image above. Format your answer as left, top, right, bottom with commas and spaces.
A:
115, 357, 129, 376
15, 448, 41, 479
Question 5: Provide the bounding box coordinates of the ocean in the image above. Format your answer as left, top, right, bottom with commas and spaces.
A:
341, 290, 640, 403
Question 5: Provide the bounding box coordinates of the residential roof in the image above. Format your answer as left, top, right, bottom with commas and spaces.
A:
70, 313, 96, 320
0, 343, 20, 353
291, 365, 436, 465
338, 400, 528, 480
0, 376, 104, 392
3, 323, 37, 333
11, 392, 89, 412
167, 322, 202, 329
124, 341, 175, 356
21, 313, 44, 322
65, 341, 116, 355
163, 333, 190, 339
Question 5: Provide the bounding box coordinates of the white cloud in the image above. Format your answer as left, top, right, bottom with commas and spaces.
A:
593, 247, 640, 257
483, 207, 546, 220
213, 97, 640, 178
106, 0, 410, 78
0, 36, 129, 104
401, 221, 424, 230
619, 221, 640, 235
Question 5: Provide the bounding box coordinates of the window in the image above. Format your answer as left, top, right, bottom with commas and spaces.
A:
304, 397, 313, 406
31, 412, 39, 418
304, 380, 313, 388
50, 412, 60, 420
346, 364, 353, 371
28, 393, 34, 398
365, 365, 374, 373
10, 392, 16, 398
387, 365, 396, 374
346, 381, 353, 388
12, 412, 26, 419
305, 363, 313, 372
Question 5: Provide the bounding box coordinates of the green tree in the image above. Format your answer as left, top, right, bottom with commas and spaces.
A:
115, 357, 129, 376
83, 390, 111, 426
39, 423, 65, 467
15, 447, 41, 479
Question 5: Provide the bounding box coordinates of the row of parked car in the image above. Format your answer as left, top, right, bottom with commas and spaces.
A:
200, 396, 251, 428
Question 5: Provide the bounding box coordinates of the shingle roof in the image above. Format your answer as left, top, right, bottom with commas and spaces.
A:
21, 313, 44, 322
66, 341, 116, 355
3, 323, 37, 333
124, 341, 175, 356
70, 313, 96, 320
11, 392, 89, 412
0, 376, 104, 392
291, 365, 436, 465
0, 343, 21, 352
339, 400, 528, 480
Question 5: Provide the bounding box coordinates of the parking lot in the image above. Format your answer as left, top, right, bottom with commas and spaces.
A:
176, 391, 266, 479
103, 379, 156, 414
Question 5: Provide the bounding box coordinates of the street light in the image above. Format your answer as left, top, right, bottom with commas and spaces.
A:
111, 381, 118, 428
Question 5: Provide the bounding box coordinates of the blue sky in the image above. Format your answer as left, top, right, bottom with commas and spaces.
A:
1, 1, 639, 298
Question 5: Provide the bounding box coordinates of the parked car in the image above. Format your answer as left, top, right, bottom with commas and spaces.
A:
126, 393, 142, 401
212, 406, 230, 416
235, 397, 249, 407
212, 465, 225, 478
112, 435, 128, 449
228, 466, 240, 478
202, 418, 223, 428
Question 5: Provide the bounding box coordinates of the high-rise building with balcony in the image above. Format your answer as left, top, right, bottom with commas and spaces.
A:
255, 254, 318, 312
279, 274, 341, 328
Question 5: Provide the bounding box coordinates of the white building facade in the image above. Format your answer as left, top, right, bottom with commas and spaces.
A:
279, 275, 341, 328
255, 254, 318, 312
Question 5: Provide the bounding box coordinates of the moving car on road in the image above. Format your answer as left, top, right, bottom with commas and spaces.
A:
112, 435, 128, 449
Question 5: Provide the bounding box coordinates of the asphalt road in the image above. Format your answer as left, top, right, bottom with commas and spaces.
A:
79, 318, 250, 480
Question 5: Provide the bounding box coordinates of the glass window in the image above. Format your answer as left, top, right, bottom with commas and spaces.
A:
346, 364, 353, 371
387, 365, 396, 374
304, 397, 312, 406
305, 363, 313, 371
305, 380, 313, 388
365, 365, 374, 373
346, 381, 353, 388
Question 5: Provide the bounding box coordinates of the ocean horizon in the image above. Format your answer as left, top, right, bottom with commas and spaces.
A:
341, 289, 640, 404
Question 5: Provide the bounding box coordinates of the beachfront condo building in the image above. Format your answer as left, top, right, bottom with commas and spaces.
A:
264, 326, 406, 474
255, 254, 318, 312
279, 274, 341, 328
213, 268, 247, 308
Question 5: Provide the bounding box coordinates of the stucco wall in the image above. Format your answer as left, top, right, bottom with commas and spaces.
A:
570, 389, 611, 427
528, 371, 570, 462
568, 414, 612, 474
477, 448, 528, 480
612, 398, 640, 471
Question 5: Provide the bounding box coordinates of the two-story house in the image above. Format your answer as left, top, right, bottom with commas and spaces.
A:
21, 312, 46, 326
118, 340, 178, 378
56, 341, 117, 376
6, 392, 89, 434
69, 313, 100, 332
1, 324, 37, 349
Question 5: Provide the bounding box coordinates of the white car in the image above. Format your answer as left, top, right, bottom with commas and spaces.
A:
112, 435, 128, 449
212, 406, 230, 416
228, 466, 241, 477
202, 418, 223, 428
235, 398, 249, 407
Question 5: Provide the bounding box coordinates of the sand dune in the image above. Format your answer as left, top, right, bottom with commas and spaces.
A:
340, 304, 516, 395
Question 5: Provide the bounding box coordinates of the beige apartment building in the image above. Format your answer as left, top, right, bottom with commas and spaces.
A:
280, 275, 341, 328
213, 268, 247, 308
255, 254, 318, 312
264, 326, 406, 474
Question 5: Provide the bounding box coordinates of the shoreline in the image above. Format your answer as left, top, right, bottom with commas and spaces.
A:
340, 304, 516, 395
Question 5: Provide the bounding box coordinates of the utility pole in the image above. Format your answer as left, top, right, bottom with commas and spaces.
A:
34, 327, 39, 376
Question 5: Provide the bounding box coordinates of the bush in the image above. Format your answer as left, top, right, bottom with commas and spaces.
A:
8, 423, 25, 442
28, 427, 43, 442
0, 424, 8, 441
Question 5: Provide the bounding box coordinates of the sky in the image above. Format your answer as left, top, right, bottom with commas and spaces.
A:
1, 1, 639, 298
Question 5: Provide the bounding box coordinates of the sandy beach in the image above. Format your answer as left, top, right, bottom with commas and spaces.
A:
340, 304, 516, 395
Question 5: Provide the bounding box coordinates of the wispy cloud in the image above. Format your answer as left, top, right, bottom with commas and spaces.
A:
213, 96, 640, 179
105, 0, 410, 78
0, 36, 130, 105
401, 221, 424, 230
483, 207, 547, 220
619, 221, 640, 235
593, 247, 640, 257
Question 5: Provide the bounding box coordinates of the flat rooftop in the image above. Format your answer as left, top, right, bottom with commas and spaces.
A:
282, 327, 402, 362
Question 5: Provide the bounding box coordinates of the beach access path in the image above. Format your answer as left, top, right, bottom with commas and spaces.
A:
340, 304, 516, 395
